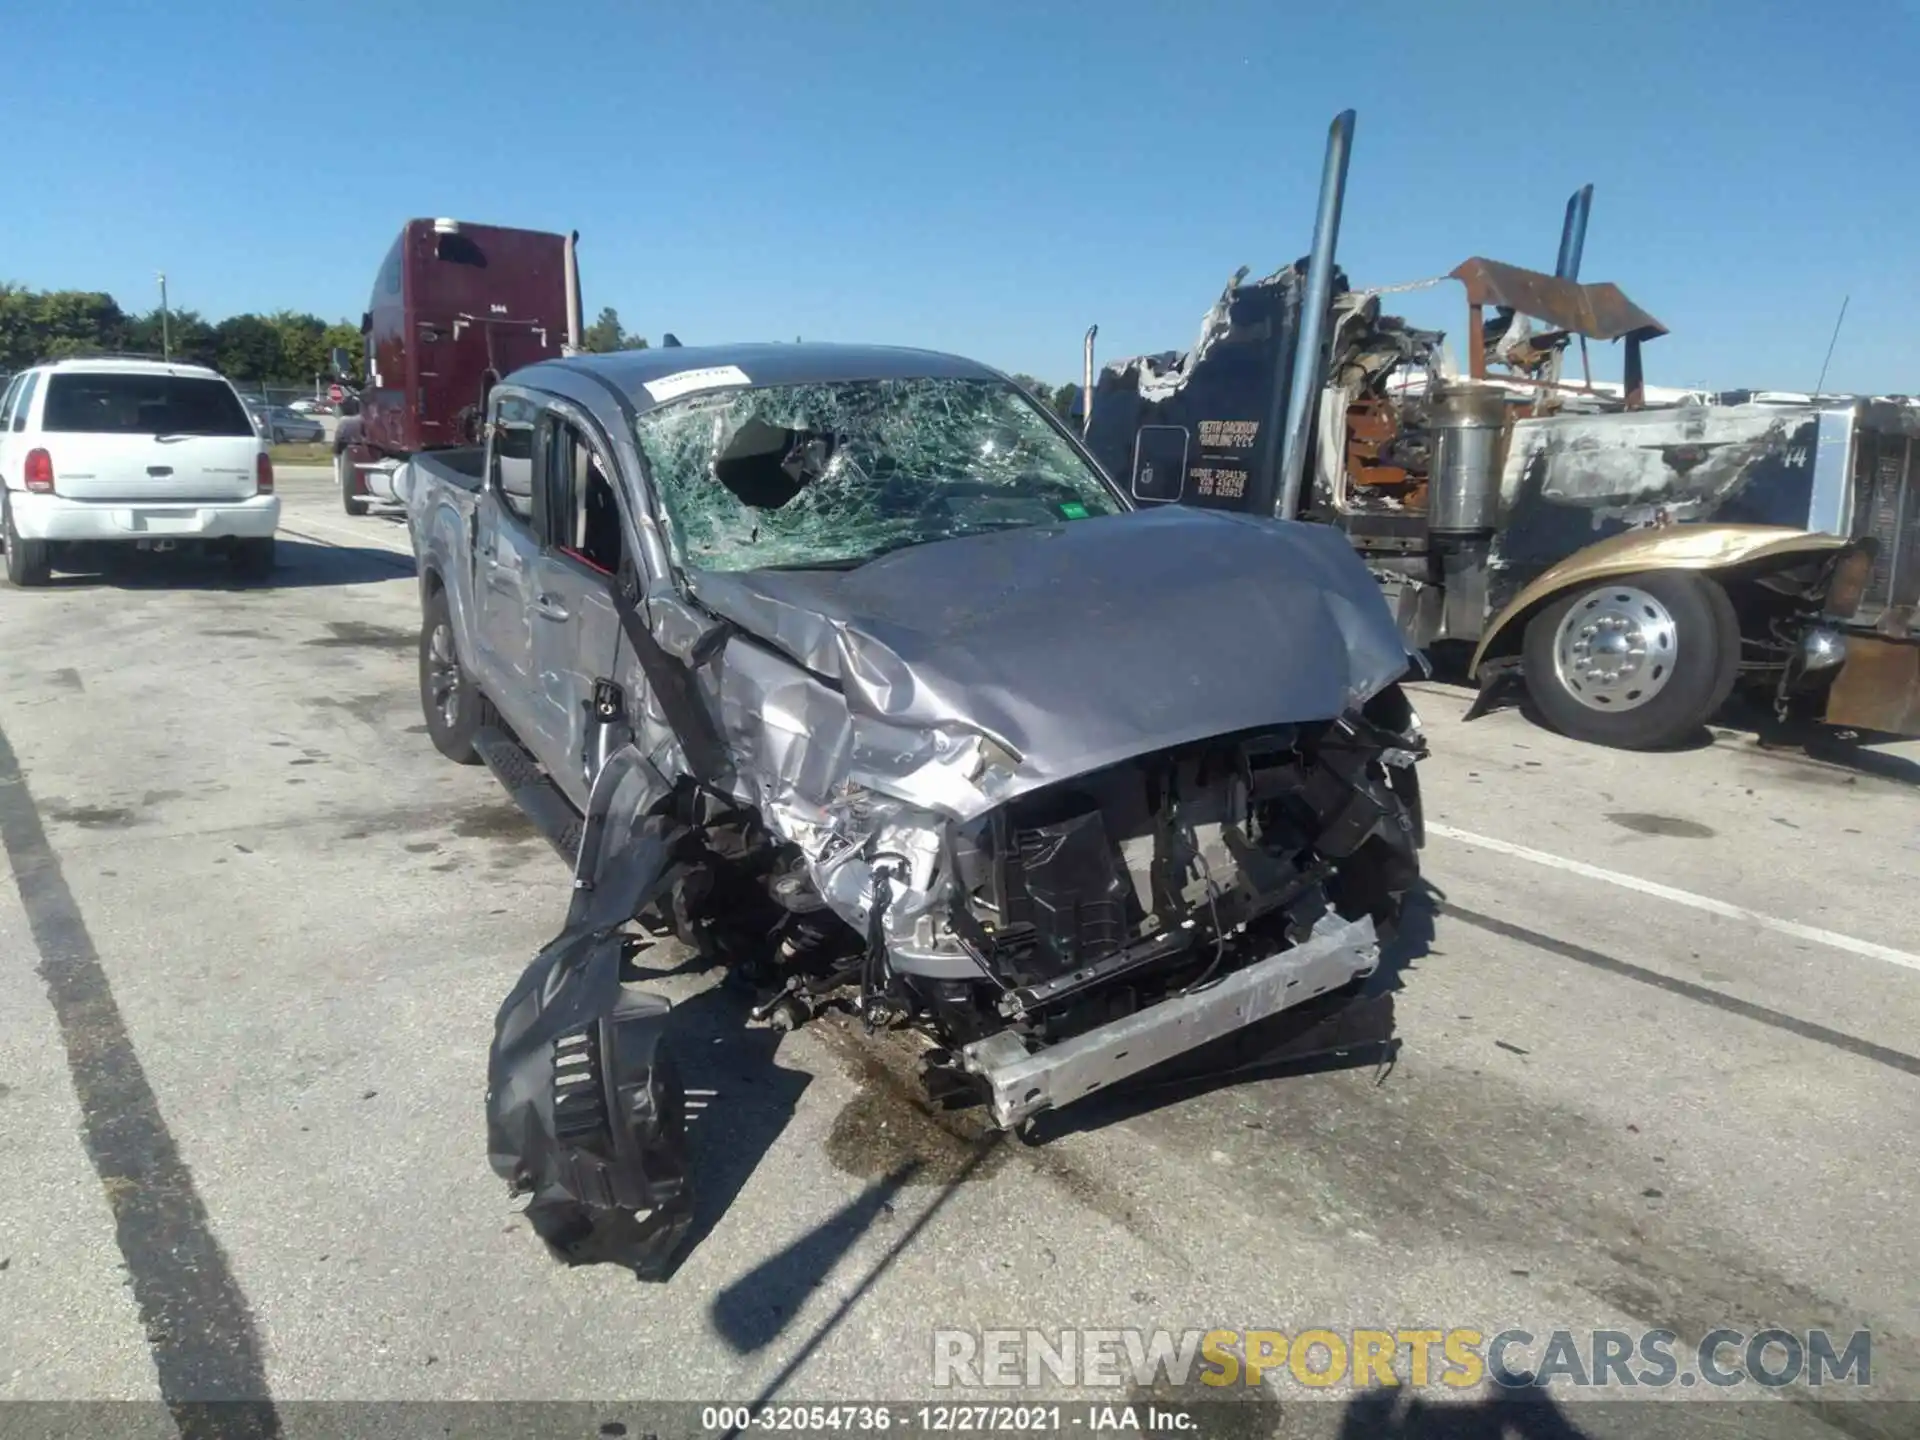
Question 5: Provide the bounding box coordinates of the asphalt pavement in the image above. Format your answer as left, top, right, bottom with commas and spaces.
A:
1, 469, 1916, 1439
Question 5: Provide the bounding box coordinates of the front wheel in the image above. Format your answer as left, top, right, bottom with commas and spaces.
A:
1521, 569, 1740, 751
420, 587, 484, 764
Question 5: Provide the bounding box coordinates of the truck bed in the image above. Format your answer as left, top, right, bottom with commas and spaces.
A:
413, 447, 485, 491
406, 447, 485, 573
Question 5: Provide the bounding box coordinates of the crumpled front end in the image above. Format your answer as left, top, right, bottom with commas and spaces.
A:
748, 686, 1425, 1127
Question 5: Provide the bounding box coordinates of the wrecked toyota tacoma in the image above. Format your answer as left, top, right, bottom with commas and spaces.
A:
404, 343, 1426, 1275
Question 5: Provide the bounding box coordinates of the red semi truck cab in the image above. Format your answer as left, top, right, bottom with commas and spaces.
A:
335, 218, 577, 513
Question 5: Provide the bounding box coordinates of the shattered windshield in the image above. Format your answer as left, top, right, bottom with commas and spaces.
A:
632, 377, 1122, 572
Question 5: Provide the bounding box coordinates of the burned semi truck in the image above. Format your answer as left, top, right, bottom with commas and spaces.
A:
1083, 111, 1920, 751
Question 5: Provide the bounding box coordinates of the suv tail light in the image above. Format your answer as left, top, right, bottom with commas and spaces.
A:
255, 452, 274, 495
24, 449, 54, 493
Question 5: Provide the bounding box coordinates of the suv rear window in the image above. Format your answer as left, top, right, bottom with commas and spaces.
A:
41, 374, 255, 437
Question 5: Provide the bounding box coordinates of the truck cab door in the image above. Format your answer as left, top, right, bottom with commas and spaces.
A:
471, 392, 544, 739
526, 404, 629, 810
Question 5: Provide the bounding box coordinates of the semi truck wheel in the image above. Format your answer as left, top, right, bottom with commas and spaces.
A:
1521, 569, 1740, 751
420, 587, 483, 764
338, 449, 369, 517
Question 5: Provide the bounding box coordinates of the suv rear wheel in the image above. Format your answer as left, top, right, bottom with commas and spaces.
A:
3, 493, 52, 588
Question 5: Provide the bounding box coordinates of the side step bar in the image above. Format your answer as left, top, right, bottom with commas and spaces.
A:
474, 725, 585, 865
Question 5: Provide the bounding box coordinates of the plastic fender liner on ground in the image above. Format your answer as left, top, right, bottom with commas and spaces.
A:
485, 813, 695, 1279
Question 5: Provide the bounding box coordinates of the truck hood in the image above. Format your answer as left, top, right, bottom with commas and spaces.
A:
685, 507, 1409, 797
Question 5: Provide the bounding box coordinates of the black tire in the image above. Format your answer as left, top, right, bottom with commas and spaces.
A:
335, 419, 370, 517
1521, 569, 1740, 751
420, 586, 484, 764
338, 449, 369, 517
229, 536, 275, 581
3, 492, 52, 588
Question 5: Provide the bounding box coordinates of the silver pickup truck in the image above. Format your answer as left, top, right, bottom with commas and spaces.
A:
404, 343, 1427, 1278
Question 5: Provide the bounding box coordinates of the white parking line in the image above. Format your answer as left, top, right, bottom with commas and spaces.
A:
1428, 821, 1920, 975
282, 516, 412, 557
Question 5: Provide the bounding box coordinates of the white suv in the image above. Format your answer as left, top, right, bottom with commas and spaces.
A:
0, 357, 280, 587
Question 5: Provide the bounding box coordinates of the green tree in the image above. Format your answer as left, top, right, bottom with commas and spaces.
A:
583, 306, 625, 353
0, 282, 363, 380
1010, 373, 1054, 409
0, 288, 128, 365
125, 307, 218, 367
1050, 382, 1080, 422
320, 322, 364, 377
267, 311, 331, 381
39, 291, 128, 358
584, 305, 650, 352
214, 314, 282, 382
0, 284, 39, 370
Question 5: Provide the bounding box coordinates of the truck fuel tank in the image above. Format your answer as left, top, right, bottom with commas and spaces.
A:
1427, 385, 1510, 536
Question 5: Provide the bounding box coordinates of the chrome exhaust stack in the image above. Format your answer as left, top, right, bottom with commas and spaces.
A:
1081, 324, 1098, 437
1274, 108, 1355, 523
563, 230, 583, 356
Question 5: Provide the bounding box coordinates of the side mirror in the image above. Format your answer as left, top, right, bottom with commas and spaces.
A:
337, 395, 362, 417
329, 346, 353, 379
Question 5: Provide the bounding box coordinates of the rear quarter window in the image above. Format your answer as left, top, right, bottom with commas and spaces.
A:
8, 372, 39, 432
42, 374, 255, 437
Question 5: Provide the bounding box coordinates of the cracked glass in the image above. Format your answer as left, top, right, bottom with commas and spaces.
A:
632, 377, 1122, 572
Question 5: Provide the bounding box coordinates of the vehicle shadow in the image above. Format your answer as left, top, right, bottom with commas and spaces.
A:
708, 1160, 921, 1354
651, 972, 813, 1282
1449, 659, 1920, 779
1461, 671, 1718, 753
1722, 691, 1920, 787
1321, 1384, 1593, 1439
1016, 881, 1441, 1146
36, 538, 411, 592
708, 1139, 996, 1377
1124, 1379, 1596, 1440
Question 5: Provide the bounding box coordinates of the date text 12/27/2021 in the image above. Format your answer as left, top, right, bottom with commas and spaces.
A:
702, 1404, 1200, 1436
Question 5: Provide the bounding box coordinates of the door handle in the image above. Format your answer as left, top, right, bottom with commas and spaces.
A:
533, 594, 571, 622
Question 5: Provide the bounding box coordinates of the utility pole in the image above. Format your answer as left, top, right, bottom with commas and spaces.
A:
157, 272, 171, 361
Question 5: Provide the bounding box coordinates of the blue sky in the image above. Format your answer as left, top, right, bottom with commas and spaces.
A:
11, 0, 1919, 393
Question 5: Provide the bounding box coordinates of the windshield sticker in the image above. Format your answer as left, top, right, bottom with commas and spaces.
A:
642, 365, 753, 405
1056, 500, 1090, 519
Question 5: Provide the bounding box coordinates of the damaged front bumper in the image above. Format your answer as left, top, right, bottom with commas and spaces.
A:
957, 912, 1380, 1129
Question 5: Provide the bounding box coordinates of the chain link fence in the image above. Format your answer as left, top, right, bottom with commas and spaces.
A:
227, 379, 343, 445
